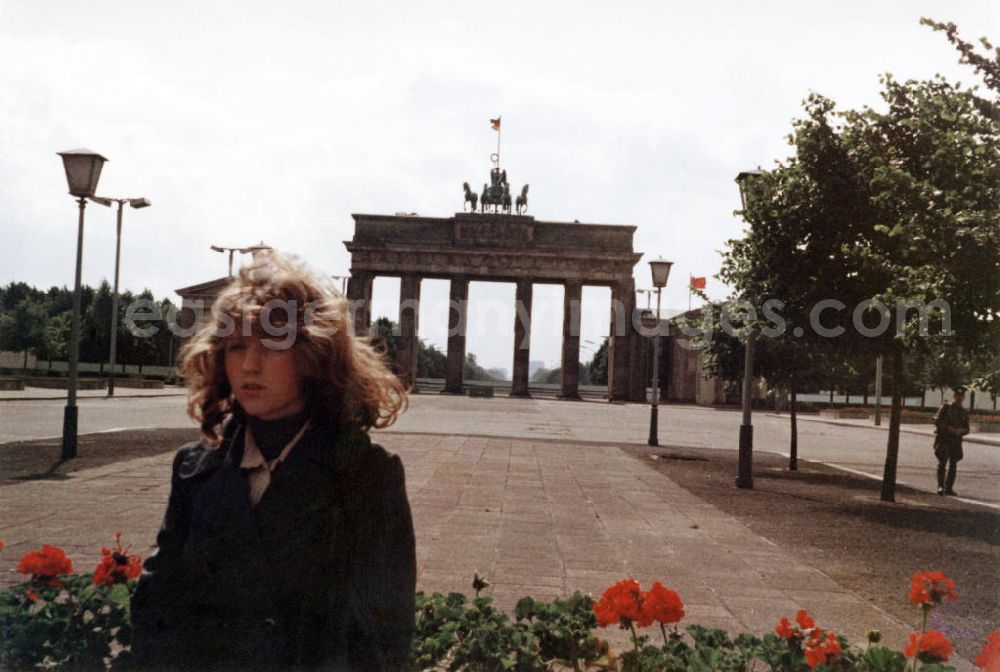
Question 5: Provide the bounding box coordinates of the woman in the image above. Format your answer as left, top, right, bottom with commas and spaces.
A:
130, 253, 415, 671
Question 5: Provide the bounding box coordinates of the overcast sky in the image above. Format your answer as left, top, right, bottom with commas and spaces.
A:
1, 0, 996, 372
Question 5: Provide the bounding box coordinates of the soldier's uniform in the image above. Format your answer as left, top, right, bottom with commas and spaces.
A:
933, 399, 970, 495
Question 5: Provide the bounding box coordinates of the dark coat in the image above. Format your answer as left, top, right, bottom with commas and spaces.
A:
934, 402, 970, 462
129, 416, 416, 671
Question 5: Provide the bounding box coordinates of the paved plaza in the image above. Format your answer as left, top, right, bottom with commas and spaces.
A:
1, 393, 996, 669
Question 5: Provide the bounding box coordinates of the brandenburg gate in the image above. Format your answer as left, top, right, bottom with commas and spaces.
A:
345, 166, 648, 401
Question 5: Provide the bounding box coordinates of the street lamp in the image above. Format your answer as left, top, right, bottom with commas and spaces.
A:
636, 288, 655, 311
56, 148, 108, 459
90, 196, 151, 396
734, 169, 764, 489
211, 242, 273, 277
648, 257, 673, 447
331, 275, 350, 295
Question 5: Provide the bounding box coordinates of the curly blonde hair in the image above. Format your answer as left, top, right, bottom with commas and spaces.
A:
178, 252, 407, 444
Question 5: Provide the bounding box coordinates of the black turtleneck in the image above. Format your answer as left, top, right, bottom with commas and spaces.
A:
247, 407, 311, 461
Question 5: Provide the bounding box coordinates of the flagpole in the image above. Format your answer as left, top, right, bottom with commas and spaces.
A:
496, 115, 501, 164
688, 274, 692, 312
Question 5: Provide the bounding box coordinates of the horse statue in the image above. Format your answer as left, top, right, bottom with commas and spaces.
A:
462, 182, 478, 212
515, 184, 529, 214
476, 167, 514, 213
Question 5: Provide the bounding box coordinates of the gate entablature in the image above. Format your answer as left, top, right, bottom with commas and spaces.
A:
345, 213, 641, 284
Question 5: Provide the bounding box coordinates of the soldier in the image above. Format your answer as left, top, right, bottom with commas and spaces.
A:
933, 388, 970, 496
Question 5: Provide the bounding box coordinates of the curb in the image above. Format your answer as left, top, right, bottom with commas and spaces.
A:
764, 412, 1000, 447
0, 392, 187, 403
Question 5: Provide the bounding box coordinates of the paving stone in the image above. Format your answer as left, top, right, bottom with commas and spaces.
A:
1, 429, 967, 668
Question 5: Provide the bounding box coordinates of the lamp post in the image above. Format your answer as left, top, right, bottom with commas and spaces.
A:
57, 149, 108, 459
647, 257, 673, 447
734, 169, 764, 488
331, 275, 350, 295
90, 196, 151, 396
211, 242, 273, 277
636, 288, 654, 310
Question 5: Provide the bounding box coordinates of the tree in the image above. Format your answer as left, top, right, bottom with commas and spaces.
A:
847, 70, 1000, 500
0, 281, 187, 373
587, 338, 609, 386
715, 20, 1000, 499
80, 280, 114, 368
369, 317, 400, 373
417, 340, 446, 379
712, 142, 870, 469
370, 317, 499, 382
463, 353, 501, 381
40, 311, 71, 369
0, 297, 48, 367
530, 366, 562, 385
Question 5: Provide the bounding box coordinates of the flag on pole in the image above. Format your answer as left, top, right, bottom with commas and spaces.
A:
490, 116, 501, 131
689, 276, 707, 290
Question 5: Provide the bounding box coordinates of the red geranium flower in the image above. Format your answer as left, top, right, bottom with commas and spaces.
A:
796, 609, 816, 630
975, 631, 1000, 672
775, 609, 836, 666
16, 544, 75, 587
25, 588, 38, 602
804, 630, 842, 670
92, 532, 142, 587
775, 617, 797, 640
642, 581, 685, 624
905, 630, 954, 663
909, 571, 958, 607
593, 579, 652, 628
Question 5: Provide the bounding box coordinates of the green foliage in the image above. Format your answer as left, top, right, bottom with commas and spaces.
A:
858, 646, 908, 672
370, 316, 400, 368
418, 339, 447, 378
514, 593, 607, 668
0, 281, 180, 371
0, 298, 48, 366
530, 366, 561, 384
587, 338, 609, 386
41, 311, 71, 363
411, 591, 543, 672
0, 575, 134, 671
464, 353, 504, 382
370, 317, 502, 381
713, 18, 1000, 499
0, 577, 967, 672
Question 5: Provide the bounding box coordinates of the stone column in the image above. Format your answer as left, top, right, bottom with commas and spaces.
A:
345, 271, 374, 337
559, 280, 582, 400
510, 279, 533, 397
608, 277, 635, 401
444, 276, 469, 394
396, 274, 421, 389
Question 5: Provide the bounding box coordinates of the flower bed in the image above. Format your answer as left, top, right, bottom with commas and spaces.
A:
1, 538, 997, 671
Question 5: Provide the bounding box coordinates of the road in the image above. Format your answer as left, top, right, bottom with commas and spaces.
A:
1, 393, 997, 506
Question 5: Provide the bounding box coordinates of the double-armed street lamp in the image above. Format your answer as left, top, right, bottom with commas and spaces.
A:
90, 196, 151, 396
331, 274, 350, 295
734, 169, 764, 488
211, 242, 273, 277
56, 149, 108, 459
647, 257, 674, 447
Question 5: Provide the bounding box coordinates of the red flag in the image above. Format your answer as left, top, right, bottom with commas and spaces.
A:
490, 116, 501, 131
690, 276, 706, 290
